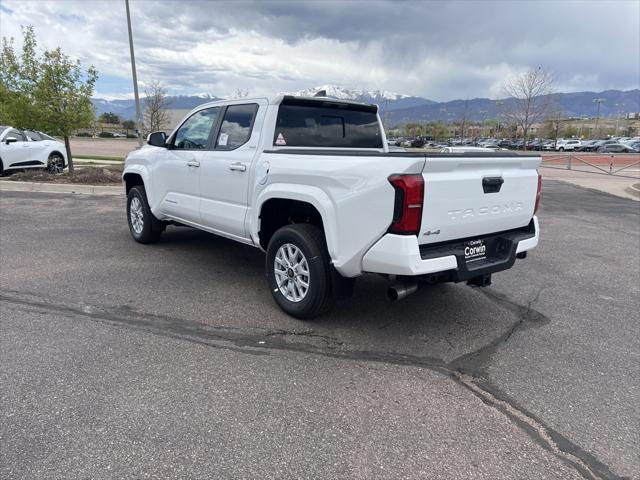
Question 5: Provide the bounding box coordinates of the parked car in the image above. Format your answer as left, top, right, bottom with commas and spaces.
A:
555, 139, 581, 151
0, 126, 67, 175
527, 139, 546, 151
597, 143, 637, 153
575, 140, 598, 151
123, 95, 541, 318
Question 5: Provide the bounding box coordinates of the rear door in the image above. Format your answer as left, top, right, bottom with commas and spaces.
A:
418, 154, 540, 245
23, 130, 50, 163
152, 107, 220, 224
199, 101, 263, 239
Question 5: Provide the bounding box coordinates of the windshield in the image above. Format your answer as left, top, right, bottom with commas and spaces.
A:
0, 126, 9, 136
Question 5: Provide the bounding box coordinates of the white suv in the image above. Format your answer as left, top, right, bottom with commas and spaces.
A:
0, 126, 67, 174
555, 139, 581, 151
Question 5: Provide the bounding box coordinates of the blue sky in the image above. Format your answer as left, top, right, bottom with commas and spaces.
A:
1, 0, 638, 101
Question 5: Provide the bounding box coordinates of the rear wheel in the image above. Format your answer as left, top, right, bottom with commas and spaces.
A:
266, 224, 332, 319
127, 185, 164, 243
47, 154, 65, 174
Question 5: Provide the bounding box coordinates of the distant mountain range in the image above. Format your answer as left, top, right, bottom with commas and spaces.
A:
92, 86, 639, 125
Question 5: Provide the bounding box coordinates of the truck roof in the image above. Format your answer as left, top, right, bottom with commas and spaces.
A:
187, 94, 378, 111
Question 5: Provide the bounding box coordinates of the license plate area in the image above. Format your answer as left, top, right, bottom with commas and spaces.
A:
464, 239, 487, 263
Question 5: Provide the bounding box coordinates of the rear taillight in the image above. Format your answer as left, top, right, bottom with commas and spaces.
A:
388, 174, 424, 235
534, 173, 542, 214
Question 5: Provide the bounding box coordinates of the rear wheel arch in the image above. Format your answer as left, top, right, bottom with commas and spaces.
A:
258, 198, 326, 251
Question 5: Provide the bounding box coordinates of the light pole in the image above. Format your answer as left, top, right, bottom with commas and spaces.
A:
614, 103, 624, 134
125, 0, 143, 147
593, 98, 605, 137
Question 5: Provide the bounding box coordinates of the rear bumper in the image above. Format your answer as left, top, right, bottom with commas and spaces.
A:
362, 216, 539, 278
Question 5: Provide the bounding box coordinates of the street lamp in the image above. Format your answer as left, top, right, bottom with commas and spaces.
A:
125, 0, 143, 147
614, 103, 624, 134
593, 98, 605, 137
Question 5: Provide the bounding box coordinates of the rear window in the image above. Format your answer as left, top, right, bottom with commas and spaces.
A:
216, 104, 258, 150
273, 98, 382, 148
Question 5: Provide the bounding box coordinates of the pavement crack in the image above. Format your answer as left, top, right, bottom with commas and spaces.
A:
0, 290, 625, 480
449, 287, 550, 374
454, 374, 628, 480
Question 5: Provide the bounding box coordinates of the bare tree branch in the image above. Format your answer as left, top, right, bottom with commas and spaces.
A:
500, 67, 554, 148
143, 80, 171, 134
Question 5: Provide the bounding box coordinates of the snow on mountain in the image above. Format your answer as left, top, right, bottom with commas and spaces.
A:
284, 84, 411, 102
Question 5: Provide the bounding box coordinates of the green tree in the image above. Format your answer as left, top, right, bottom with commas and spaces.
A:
0, 25, 98, 175
122, 120, 136, 135
98, 112, 121, 124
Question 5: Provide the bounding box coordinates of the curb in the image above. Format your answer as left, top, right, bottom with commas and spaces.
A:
625, 183, 640, 199
0, 180, 124, 196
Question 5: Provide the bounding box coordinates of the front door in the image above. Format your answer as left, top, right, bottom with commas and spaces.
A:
152, 107, 220, 224
199, 102, 262, 239
1, 129, 31, 168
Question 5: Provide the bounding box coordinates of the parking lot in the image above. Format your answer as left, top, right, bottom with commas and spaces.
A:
1, 181, 638, 479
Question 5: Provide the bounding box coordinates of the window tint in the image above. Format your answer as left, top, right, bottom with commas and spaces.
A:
173, 107, 219, 150
24, 130, 43, 141
274, 101, 382, 148
6, 129, 26, 141
38, 132, 56, 141
216, 104, 258, 150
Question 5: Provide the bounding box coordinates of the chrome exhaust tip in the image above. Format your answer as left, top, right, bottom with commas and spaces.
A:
386, 282, 418, 302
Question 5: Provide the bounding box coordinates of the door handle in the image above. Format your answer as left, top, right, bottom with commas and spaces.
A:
187, 160, 200, 167
229, 162, 246, 172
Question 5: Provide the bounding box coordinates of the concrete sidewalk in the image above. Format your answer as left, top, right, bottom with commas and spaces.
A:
0, 180, 123, 196
540, 166, 640, 201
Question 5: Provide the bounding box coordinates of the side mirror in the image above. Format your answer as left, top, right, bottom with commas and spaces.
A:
147, 131, 167, 147
5, 137, 18, 144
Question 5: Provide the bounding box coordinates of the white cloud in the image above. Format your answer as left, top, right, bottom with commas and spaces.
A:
1, 0, 638, 100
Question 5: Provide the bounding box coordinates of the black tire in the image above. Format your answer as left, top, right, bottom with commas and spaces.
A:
127, 185, 164, 244
266, 224, 332, 319
47, 153, 65, 174
559, 147, 564, 152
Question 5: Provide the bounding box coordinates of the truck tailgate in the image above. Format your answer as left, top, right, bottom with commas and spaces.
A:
418, 155, 541, 245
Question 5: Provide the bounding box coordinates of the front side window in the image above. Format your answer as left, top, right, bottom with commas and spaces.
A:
216, 104, 258, 150
6, 129, 26, 141
273, 99, 383, 148
172, 107, 220, 150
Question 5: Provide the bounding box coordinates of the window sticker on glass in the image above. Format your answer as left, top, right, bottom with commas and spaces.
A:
275, 132, 286, 145
218, 133, 229, 146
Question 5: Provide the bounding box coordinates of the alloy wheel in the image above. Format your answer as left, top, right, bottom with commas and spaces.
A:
274, 243, 310, 302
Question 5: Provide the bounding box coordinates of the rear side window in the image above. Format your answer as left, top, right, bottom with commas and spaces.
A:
24, 130, 42, 141
216, 104, 259, 150
274, 100, 382, 148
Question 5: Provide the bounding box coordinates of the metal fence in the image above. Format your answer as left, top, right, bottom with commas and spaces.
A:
541, 153, 640, 179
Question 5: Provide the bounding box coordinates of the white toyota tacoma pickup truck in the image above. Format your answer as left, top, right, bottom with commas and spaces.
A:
123, 95, 541, 318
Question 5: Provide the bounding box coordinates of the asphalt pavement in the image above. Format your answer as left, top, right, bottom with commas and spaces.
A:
1, 181, 638, 479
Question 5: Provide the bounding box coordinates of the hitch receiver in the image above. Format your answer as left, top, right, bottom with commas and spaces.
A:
467, 273, 492, 287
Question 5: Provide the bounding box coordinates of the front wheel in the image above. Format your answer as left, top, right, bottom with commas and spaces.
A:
47, 154, 65, 174
127, 185, 164, 243
266, 224, 332, 319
